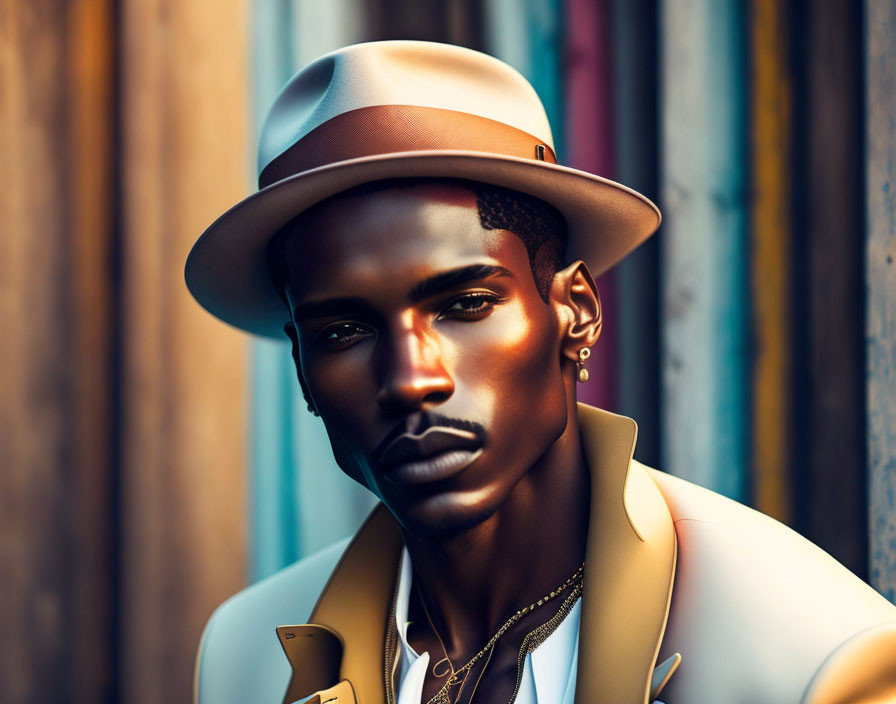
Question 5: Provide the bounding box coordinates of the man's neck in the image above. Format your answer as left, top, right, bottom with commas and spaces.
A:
401, 401, 590, 660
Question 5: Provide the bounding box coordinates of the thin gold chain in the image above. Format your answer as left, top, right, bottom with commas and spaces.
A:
422, 562, 585, 704
416, 582, 456, 679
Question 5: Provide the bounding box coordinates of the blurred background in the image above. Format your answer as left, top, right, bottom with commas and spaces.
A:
2, 0, 894, 701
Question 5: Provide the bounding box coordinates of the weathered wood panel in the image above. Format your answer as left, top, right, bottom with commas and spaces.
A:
792, 0, 866, 576
611, 0, 661, 467
564, 0, 616, 411
119, 0, 249, 700
0, 0, 115, 701
749, 0, 794, 523
866, 0, 896, 602
364, 0, 484, 49
660, 0, 750, 500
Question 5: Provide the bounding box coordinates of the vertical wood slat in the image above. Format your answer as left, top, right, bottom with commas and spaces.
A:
749, 0, 794, 523
866, 0, 896, 602
364, 0, 484, 49
525, 0, 566, 161
610, 0, 661, 466
794, 0, 866, 576
564, 0, 616, 411
486, 0, 564, 157
0, 0, 115, 701
660, 0, 750, 501
119, 0, 249, 701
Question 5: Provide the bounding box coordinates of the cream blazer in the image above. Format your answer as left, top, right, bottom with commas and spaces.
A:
195, 405, 896, 704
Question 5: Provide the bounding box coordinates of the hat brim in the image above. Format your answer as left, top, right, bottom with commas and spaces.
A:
185, 150, 661, 339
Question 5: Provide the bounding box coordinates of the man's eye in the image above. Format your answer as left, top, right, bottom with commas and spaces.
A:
314, 322, 374, 350
439, 293, 503, 319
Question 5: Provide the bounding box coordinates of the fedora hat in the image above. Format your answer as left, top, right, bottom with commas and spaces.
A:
185, 40, 660, 338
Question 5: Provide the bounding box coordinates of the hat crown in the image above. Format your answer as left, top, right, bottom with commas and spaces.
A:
258, 40, 555, 176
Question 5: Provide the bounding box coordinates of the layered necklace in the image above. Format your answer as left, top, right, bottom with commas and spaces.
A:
416, 562, 585, 704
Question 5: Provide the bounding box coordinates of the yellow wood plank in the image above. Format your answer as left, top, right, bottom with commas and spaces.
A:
750, 0, 793, 523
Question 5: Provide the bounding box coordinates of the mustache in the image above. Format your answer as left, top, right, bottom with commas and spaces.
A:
372, 412, 487, 464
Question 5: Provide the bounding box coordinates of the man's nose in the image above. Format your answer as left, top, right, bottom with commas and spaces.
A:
376, 320, 454, 412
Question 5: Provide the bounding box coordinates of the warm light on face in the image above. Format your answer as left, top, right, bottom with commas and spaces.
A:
282, 183, 571, 539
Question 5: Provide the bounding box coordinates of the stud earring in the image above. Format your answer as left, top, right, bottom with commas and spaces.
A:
576, 347, 591, 383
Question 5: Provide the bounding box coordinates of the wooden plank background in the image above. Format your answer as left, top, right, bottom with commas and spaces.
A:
866, 0, 896, 602
792, 0, 867, 576
660, 0, 750, 502
564, 0, 616, 411
749, 0, 794, 523
610, 0, 661, 467
118, 0, 250, 701
1, 0, 116, 700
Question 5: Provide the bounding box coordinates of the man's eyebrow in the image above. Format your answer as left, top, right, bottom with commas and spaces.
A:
408, 264, 513, 302
290, 297, 375, 321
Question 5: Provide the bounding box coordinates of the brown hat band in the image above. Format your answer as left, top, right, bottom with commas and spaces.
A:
258, 104, 558, 189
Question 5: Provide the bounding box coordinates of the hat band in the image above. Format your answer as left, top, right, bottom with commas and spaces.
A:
258, 104, 557, 189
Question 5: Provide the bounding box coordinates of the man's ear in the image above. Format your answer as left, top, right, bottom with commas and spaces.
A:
550, 260, 602, 362
284, 321, 320, 416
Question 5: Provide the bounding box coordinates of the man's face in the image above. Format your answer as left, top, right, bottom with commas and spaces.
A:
283, 183, 571, 539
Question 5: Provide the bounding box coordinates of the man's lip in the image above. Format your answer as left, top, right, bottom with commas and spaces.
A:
376, 426, 484, 468
382, 447, 483, 487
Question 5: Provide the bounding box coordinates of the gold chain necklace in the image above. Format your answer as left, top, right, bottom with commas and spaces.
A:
419, 562, 585, 704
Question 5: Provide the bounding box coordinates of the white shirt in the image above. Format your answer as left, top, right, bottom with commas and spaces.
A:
393, 548, 580, 704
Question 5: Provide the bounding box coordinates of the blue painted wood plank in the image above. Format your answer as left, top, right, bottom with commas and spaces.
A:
484, 0, 564, 159
660, 0, 749, 501
866, 0, 896, 603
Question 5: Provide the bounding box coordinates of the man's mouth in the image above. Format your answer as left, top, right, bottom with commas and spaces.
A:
374, 424, 485, 487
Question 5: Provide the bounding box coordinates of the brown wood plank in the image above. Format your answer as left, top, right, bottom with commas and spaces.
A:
364, 0, 485, 50
0, 0, 115, 701
118, 0, 250, 701
792, 0, 867, 576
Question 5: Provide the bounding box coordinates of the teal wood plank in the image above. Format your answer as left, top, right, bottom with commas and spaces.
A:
484, 0, 564, 159
249, 0, 374, 580
660, 0, 749, 500
866, 0, 896, 602
526, 0, 565, 160
484, 0, 533, 88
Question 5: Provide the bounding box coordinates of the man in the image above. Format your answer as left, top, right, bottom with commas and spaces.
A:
186, 41, 896, 704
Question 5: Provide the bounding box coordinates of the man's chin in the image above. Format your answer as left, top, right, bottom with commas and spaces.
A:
392, 496, 500, 542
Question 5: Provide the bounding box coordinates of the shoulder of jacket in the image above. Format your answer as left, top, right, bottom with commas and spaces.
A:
639, 462, 896, 704
195, 538, 350, 704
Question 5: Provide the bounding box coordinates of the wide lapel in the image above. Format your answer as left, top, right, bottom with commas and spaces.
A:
575, 403, 677, 704
279, 504, 403, 704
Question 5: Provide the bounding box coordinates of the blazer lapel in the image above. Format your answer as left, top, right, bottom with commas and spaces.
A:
575, 404, 677, 703
278, 505, 402, 704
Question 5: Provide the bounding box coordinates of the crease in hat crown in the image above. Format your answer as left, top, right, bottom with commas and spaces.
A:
257, 40, 555, 178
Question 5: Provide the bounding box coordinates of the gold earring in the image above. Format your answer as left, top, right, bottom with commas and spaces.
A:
576, 347, 591, 383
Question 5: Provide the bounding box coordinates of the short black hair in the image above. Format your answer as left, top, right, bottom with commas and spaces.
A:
267, 177, 568, 305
